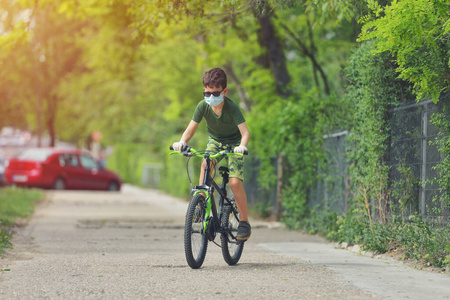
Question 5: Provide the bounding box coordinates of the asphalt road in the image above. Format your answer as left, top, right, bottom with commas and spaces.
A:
1, 185, 449, 299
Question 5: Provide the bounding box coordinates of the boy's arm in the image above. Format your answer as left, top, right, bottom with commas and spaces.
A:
181, 120, 199, 144
234, 122, 250, 153
173, 120, 199, 151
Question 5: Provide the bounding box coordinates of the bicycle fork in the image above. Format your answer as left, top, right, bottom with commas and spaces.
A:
192, 188, 218, 241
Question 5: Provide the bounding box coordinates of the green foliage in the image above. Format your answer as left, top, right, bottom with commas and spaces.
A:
430, 96, 450, 216
391, 163, 419, 218
250, 89, 347, 222
0, 187, 42, 225
159, 148, 192, 199
291, 206, 339, 236
250, 200, 273, 219
308, 209, 450, 268
327, 209, 367, 245
159, 129, 209, 199
359, 0, 450, 101
106, 143, 159, 186
344, 40, 413, 221
0, 187, 42, 254
0, 228, 12, 253
313, 1, 450, 269
304, 0, 369, 24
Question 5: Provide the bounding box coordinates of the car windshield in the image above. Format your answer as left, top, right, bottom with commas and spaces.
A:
17, 149, 53, 161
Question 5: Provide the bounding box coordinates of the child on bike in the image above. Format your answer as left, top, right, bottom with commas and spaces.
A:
172, 67, 251, 241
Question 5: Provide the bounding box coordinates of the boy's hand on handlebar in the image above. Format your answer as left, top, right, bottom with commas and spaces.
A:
233, 145, 247, 154
172, 140, 186, 152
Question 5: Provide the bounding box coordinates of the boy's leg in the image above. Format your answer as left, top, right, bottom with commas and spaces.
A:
199, 159, 216, 185
229, 177, 248, 222
198, 139, 222, 197
228, 153, 251, 241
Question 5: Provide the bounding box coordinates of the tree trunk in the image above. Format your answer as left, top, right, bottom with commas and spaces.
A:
223, 64, 251, 112
47, 116, 55, 147
255, 3, 291, 98
254, 2, 291, 220
47, 95, 58, 147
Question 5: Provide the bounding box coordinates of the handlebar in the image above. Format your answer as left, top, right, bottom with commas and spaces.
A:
169, 145, 190, 152
169, 145, 248, 158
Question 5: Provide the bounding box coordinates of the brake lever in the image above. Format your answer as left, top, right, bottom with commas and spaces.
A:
169, 145, 192, 156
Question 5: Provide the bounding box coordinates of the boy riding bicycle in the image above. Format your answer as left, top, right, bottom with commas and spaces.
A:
172, 67, 251, 241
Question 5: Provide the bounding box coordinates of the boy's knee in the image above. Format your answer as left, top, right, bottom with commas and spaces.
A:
229, 178, 243, 190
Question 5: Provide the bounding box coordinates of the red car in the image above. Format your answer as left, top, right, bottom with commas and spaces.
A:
5, 148, 122, 191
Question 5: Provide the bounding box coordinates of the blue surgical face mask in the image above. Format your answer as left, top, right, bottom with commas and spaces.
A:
205, 95, 224, 107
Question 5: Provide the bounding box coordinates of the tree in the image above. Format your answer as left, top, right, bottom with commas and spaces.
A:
358, 0, 450, 101
1, 0, 142, 146
0, 1, 35, 130
1, 1, 88, 145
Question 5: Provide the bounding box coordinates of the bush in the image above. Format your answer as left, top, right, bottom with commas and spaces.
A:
319, 211, 450, 268
250, 200, 273, 219
290, 206, 339, 236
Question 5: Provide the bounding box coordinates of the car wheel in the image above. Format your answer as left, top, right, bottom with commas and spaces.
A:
107, 181, 119, 191
53, 178, 66, 190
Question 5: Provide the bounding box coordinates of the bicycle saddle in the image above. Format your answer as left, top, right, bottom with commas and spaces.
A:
219, 166, 229, 173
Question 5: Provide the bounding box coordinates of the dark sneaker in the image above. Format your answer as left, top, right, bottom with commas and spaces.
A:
236, 221, 251, 241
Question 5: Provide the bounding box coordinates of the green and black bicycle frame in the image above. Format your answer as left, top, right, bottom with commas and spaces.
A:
191, 153, 240, 242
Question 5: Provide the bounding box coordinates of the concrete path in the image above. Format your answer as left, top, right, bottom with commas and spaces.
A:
0, 185, 449, 299
260, 242, 450, 299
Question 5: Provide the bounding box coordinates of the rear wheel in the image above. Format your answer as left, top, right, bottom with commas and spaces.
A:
53, 178, 66, 190
221, 199, 244, 265
184, 194, 208, 269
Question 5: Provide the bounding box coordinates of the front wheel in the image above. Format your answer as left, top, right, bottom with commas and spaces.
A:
221, 199, 244, 265
184, 194, 208, 269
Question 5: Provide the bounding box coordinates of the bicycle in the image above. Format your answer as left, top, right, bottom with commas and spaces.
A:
169, 144, 248, 269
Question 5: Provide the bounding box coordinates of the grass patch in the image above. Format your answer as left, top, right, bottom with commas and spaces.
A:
0, 187, 43, 254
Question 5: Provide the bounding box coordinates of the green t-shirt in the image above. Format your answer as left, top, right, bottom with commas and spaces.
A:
192, 97, 246, 144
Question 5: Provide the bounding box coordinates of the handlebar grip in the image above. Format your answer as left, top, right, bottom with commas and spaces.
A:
170, 145, 190, 152
230, 150, 248, 155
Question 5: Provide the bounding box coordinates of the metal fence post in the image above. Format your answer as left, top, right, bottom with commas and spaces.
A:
420, 103, 428, 218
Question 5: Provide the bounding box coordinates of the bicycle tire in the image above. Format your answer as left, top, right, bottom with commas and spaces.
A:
220, 199, 244, 265
184, 194, 208, 269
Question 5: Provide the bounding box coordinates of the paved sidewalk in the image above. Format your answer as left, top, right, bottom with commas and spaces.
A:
260, 242, 450, 299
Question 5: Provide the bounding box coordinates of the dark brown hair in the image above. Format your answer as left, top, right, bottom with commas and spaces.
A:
202, 68, 227, 89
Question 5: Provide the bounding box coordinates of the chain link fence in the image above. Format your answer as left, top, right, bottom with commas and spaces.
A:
388, 100, 442, 217
312, 95, 449, 218
309, 131, 349, 213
